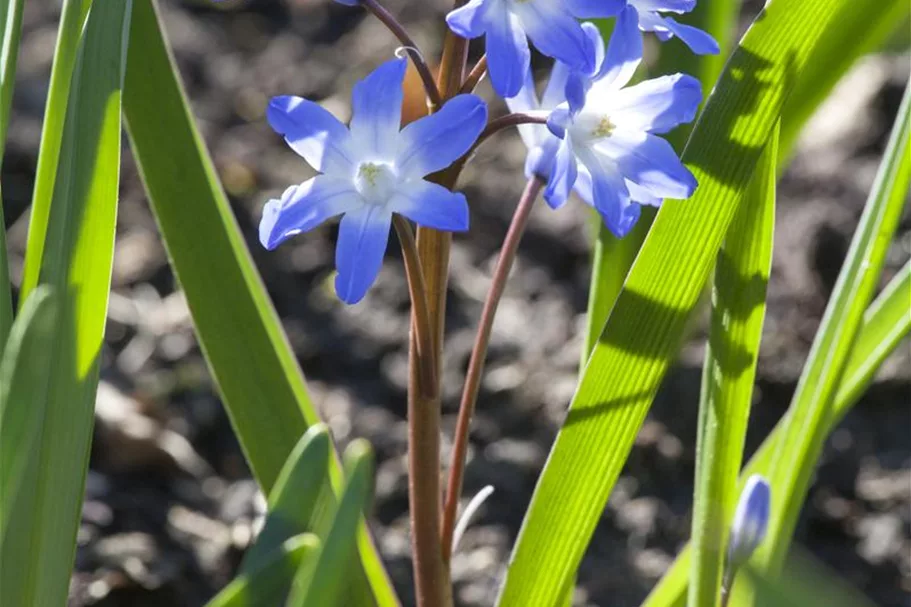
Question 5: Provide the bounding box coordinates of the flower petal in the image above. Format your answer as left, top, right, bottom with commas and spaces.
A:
635, 0, 696, 13
514, 0, 594, 72
595, 5, 643, 87
566, 0, 625, 19
505, 67, 543, 149
446, 0, 492, 39
525, 136, 560, 180
541, 60, 573, 110
334, 207, 392, 304
396, 94, 487, 178
349, 57, 407, 159
577, 145, 640, 237
485, 6, 531, 97
609, 73, 702, 134
663, 17, 720, 54
597, 129, 697, 199
390, 180, 470, 232
259, 177, 361, 250
267, 96, 355, 175
544, 136, 578, 209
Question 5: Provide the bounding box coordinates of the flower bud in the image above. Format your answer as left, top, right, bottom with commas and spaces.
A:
727, 474, 771, 570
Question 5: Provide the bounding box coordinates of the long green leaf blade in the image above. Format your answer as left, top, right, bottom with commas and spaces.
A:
497, 1, 849, 603
0, 3, 131, 606
643, 260, 911, 607
749, 80, 911, 582
18, 0, 91, 304
286, 440, 375, 607
240, 425, 333, 574
206, 534, 321, 607
689, 124, 777, 607
0, 287, 55, 540
121, 4, 395, 604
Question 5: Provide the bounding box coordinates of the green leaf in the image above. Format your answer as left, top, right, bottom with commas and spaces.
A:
497, 0, 852, 603
286, 440, 375, 607
206, 534, 321, 607
240, 425, 334, 574
642, 247, 911, 607
747, 80, 911, 583
0, 287, 55, 541
18, 0, 92, 304
689, 123, 777, 607
0, 3, 131, 606
121, 5, 395, 604
0, 0, 27, 345
780, 0, 910, 156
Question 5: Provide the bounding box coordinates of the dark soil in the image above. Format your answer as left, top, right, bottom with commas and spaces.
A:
3, 1, 909, 606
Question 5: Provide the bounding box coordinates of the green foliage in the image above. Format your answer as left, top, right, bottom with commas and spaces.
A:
18, 0, 92, 303
206, 535, 322, 607
643, 258, 911, 607
747, 81, 911, 582
0, 287, 55, 540
0, 3, 132, 606
497, 0, 855, 603
240, 425, 334, 574
286, 440, 375, 607
689, 124, 777, 607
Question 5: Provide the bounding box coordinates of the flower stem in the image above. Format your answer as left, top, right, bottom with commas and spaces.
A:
440, 176, 544, 562
468, 113, 549, 158
393, 216, 438, 400
459, 54, 487, 94
404, 19, 470, 607
360, 0, 442, 110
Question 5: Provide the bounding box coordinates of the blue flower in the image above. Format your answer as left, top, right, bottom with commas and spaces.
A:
543, 26, 702, 237
612, 0, 720, 56
260, 57, 487, 304
727, 475, 771, 570
446, 0, 602, 98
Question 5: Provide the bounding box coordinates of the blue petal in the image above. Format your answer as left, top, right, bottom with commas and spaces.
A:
636, 0, 696, 13
446, 0, 492, 39
515, 0, 594, 73
544, 137, 578, 209
334, 207, 392, 304
349, 57, 407, 159
485, 6, 531, 97
504, 66, 539, 114
546, 105, 572, 139
597, 5, 643, 86
396, 94, 487, 178
389, 180, 470, 232
259, 177, 361, 250
564, 72, 588, 116
610, 73, 702, 134
267, 96, 354, 175
598, 129, 697, 199
663, 17, 720, 54
580, 21, 607, 77
565, 0, 625, 19
541, 61, 573, 110
575, 145, 640, 237
525, 137, 560, 180
572, 166, 595, 206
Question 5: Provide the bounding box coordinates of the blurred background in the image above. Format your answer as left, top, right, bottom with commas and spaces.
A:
2, 0, 909, 605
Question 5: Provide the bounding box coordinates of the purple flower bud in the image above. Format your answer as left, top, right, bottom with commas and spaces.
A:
727, 474, 771, 569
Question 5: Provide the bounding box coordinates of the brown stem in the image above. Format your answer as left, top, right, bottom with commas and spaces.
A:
459, 55, 487, 94
440, 176, 544, 562
393, 216, 438, 400
404, 14, 470, 607
361, 0, 442, 109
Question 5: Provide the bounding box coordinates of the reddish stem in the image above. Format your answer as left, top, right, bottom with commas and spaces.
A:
440, 176, 545, 561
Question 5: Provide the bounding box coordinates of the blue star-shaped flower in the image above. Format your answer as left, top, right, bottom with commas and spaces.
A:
539, 24, 702, 237
446, 0, 612, 98
260, 57, 487, 304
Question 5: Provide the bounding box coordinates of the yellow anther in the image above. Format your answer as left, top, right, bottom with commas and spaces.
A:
592, 116, 615, 138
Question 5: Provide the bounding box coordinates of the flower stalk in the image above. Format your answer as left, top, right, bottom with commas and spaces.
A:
441, 176, 544, 562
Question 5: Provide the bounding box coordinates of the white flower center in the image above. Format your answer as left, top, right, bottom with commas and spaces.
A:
355, 162, 397, 205
567, 113, 616, 145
